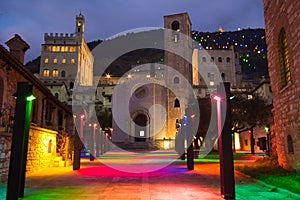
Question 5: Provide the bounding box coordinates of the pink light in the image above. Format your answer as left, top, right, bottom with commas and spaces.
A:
213, 95, 222, 102
80, 114, 85, 119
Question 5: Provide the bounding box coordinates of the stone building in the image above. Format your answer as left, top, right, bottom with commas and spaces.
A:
39, 13, 94, 104
192, 47, 242, 98
263, 0, 300, 170
0, 34, 74, 182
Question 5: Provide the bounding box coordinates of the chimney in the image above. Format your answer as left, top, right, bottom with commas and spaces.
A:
5, 34, 30, 64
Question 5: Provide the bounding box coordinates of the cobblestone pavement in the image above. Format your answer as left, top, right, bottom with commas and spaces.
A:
0, 150, 299, 200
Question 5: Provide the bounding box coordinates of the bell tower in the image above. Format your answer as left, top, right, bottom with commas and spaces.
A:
76, 12, 85, 36
164, 13, 193, 139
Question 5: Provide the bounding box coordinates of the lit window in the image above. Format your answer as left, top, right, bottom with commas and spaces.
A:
61, 46, 68, 52
71, 58, 75, 64
44, 58, 49, 63
278, 28, 291, 88
52, 46, 60, 52
53, 58, 57, 64
43, 69, 50, 77
53, 69, 59, 77
62, 58, 66, 64
70, 47, 77, 52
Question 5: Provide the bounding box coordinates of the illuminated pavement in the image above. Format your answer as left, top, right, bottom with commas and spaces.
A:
0, 150, 299, 200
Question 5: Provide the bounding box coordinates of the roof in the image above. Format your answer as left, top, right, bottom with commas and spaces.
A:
0, 44, 72, 114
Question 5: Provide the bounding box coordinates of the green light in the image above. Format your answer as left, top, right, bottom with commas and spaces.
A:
26, 95, 36, 101
265, 125, 270, 132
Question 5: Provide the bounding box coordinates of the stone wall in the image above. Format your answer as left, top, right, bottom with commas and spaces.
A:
0, 132, 12, 183
263, 0, 300, 170
26, 126, 57, 174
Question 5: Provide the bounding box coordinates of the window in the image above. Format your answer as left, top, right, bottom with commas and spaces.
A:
70, 47, 76, 52
43, 69, 50, 77
221, 73, 225, 80
287, 135, 294, 153
173, 77, 179, 84
53, 58, 57, 64
171, 21, 180, 31
202, 57, 206, 62
171, 21, 180, 42
61, 70, 66, 77
61, 46, 68, 52
278, 28, 291, 88
55, 93, 59, 99
211, 57, 214, 62
71, 58, 75, 64
174, 98, 180, 108
218, 57, 222, 63
226, 57, 230, 63
52, 46, 60, 52
52, 69, 59, 77
62, 58, 66, 64
44, 58, 49, 63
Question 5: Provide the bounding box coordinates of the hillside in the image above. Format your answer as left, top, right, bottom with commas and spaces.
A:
26, 28, 268, 81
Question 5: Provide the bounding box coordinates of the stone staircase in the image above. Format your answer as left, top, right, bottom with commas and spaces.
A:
112, 141, 159, 151
53, 156, 72, 167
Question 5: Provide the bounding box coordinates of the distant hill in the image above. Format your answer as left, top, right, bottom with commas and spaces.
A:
25, 28, 268, 81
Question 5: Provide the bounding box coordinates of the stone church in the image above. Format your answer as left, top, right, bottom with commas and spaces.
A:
111, 13, 198, 149
263, 0, 300, 170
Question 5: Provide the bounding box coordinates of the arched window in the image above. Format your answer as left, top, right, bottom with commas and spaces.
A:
278, 28, 291, 88
174, 98, 180, 108
54, 93, 59, 99
171, 21, 180, 42
171, 21, 180, 31
226, 57, 230, 63
61, 70, 66, 77
218, 57, 222, 63
202, 57, 206, 62
173, 77, 179, 84
287, 135, 294, 153
221, 73, 225, 80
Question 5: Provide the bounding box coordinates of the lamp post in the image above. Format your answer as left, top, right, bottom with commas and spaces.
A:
89, 123, 96, 161
6, 82, 35, 200
73, 114, 84, 170
214, 83, 235, 200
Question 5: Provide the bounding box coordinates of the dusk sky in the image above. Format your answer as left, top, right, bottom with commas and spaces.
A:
0, 0, 265, 63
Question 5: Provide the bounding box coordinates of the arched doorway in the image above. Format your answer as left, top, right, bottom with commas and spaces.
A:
133, 113, 147, 142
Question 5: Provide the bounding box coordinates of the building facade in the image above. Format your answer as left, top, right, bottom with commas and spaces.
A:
39, 13, 93, 104
263, 0, 300, 170
0, 35, 75, 182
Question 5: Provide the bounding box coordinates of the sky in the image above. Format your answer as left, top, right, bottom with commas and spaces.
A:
0, 0, 265, 63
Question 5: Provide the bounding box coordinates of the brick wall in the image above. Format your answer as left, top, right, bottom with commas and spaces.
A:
0, 133, 12, 183
263, 0, 300, 170
26, 126, 57, 174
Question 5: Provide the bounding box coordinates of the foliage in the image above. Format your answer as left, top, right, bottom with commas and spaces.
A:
231, 94, 272, 132
95, 107, 112, 129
